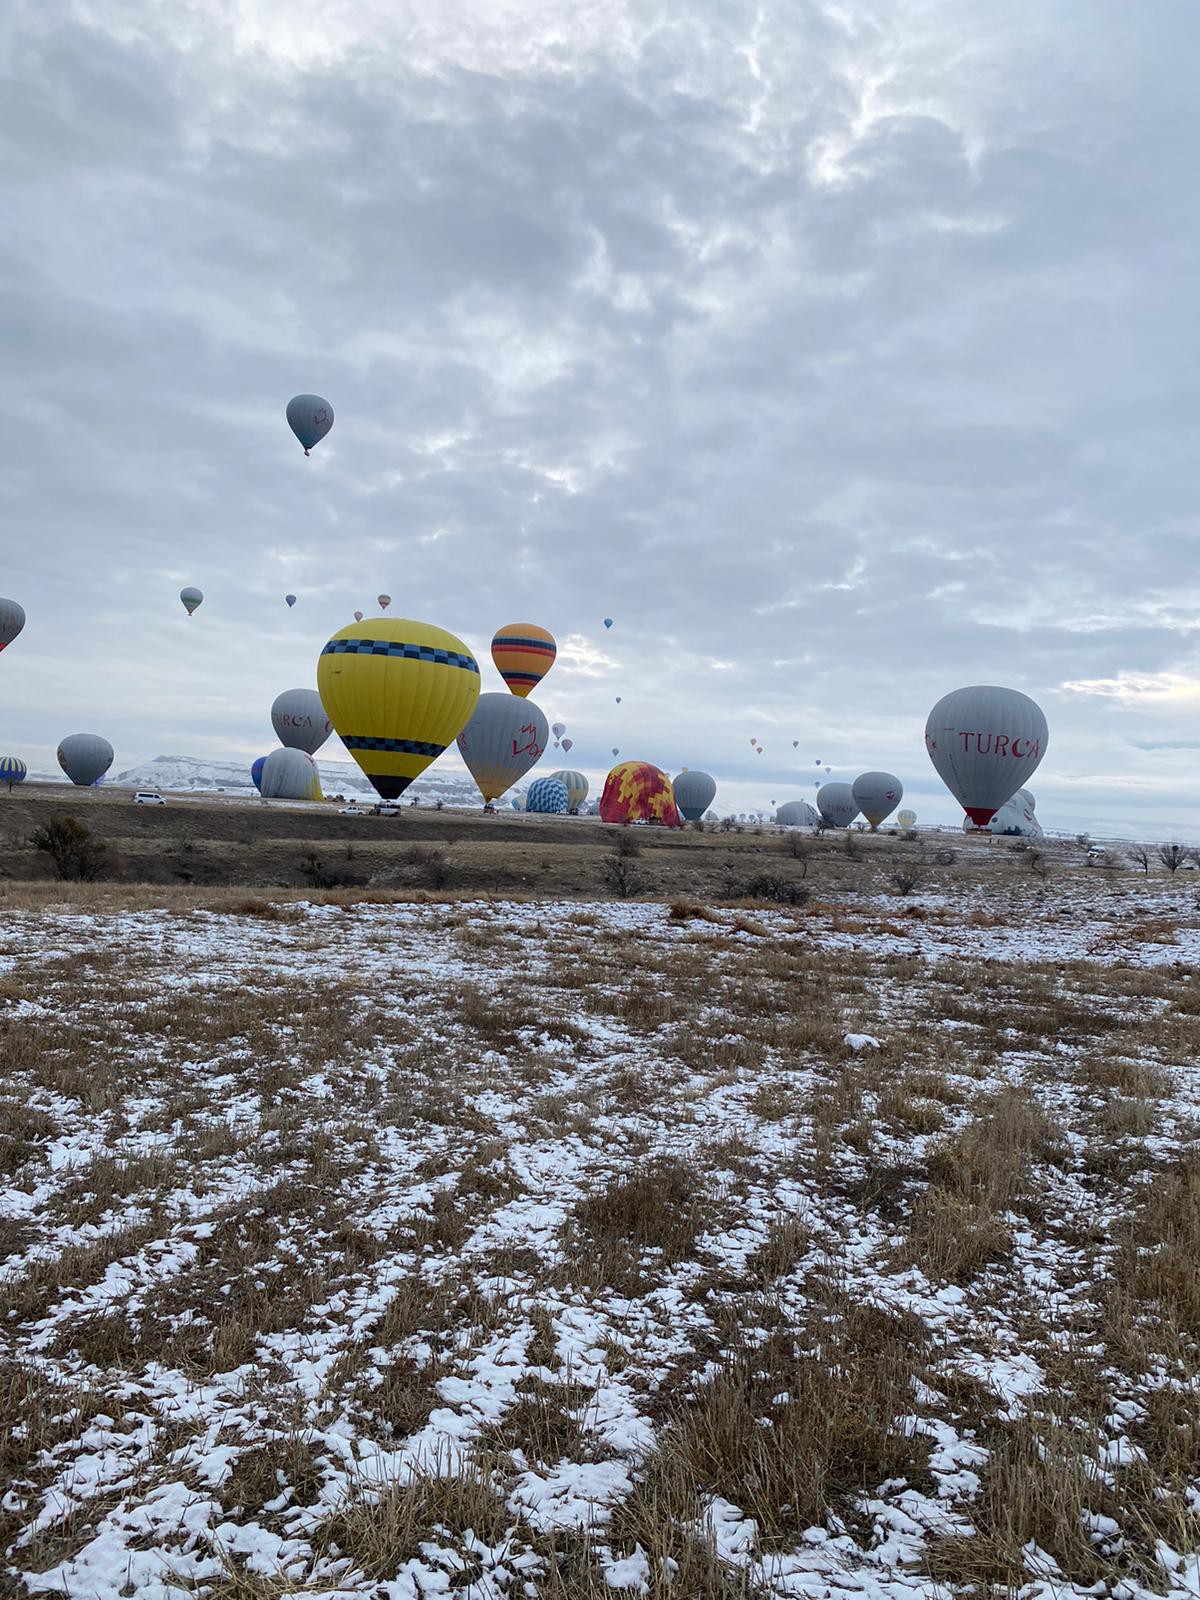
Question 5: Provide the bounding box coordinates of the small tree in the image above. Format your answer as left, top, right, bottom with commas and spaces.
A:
31, 817, 111, 881
890, 868, 924, 896
1128, 843, 1150, 875
1159, 843, 1189, 874
602, 854, 643, 898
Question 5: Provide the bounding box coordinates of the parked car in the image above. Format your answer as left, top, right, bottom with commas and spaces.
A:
371, 803, 400, 817
339, 804, 364, 816
132, 792, 166, 806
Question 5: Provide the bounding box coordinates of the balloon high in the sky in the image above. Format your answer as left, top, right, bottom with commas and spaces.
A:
286, 394, 334, 456
673, 769, 716, 822
318, 617, 480, 799
816, 781, 860, 828
603, 618, 613, 629
377, 595, 392, 611
0, 756, 27, 789
491, 623, 557, 698
925, 685, 1048, 826
852, 771, 903, 830
551, 722, 566, 740
456, 693, 548, 803
271, 689, 333, 756
560, 737, 573, 753
260, 747, 323, 801
354, 611, 364, 622
180, 587, 203, 617
0, 599, 25, 653
57, 734, 114, 787
285, 594, 297, 608
547, 770, 588, 811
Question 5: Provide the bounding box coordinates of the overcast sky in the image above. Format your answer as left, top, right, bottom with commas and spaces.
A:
3, 0, 1198, 837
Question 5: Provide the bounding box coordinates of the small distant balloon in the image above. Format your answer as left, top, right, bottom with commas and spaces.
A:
285, 594, 297, 608
824, 765, 831, 774
615, 696, 622, 705
792, 740, 799, 749
377, 594, 392, 611
0, 599, 26, 653
354, 610, 363, 622
612, 746, 620, 756
180, 587, 203, 617
603, 618, 613, 629
552, 722, 566, 739
561, 737, 573, 753
286, 394, 334, 456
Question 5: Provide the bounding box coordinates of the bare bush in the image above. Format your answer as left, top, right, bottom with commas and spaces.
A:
737, 874, 810, 907
404, 846, 450, 889
602, 854, 644, 898
889, 868, 924, 896
615, 829, 642, 857
932, 848, 956, 867
1128, 843, 1150, 875
1158, 843, 1189, 874
30, 817, 112, 882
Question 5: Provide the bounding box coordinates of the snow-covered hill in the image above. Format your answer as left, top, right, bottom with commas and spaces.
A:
109, 754, 485, 808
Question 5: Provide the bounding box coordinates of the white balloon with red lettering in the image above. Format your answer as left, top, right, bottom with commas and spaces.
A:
456, 692, 548, 804
271, 688, 333, 756
925, 686, 1047, 826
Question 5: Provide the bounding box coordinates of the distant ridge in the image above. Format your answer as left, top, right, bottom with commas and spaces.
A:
105, 754, 487, 807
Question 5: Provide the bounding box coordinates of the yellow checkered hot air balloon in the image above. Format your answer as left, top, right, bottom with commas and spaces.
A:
599, 760, 681, 827
317, 617, 481, 799
491, 622, 556, 698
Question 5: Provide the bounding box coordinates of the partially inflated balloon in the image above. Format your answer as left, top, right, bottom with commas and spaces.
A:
456, 693, 548, 802
271, 688, 333, 756
548, 769, 588, 811
180, 587, 203, 616
285, 594, 297, 608
250, 756, 267, 793
492, 623, 556, 698
776, 800, 818, 826
816, 781, 859, 828
378, 595, 391, 610
0, 599, 25, 653
673, 770, 716, 822
286, 394, 334, 456
925, 685, 1048, 826
0, 756, 28, 789
318, 617, 480, 800
851, 771, 903, 830
57, 734, 114, 787
261, 747, 323, 801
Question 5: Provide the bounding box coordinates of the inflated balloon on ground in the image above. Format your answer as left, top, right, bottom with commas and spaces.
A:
525, 777, 569, 814
271, 689, 333, 756
548, 770, 588, 811
286, 395, 334, 456
0, 756, 27, 789
260, 747, 323, 801
317, 617, 480, 800
57, 734, 114, 787
896, 808, 917, 830
925, 686, 1048, 826
672, 770, 716, 822
816, 781, 859, 828
775, 799, 818, 827
852, 771, 903, 830
250, 756, 267, 793
600, 762, 681, 827
456, 693, 548, 803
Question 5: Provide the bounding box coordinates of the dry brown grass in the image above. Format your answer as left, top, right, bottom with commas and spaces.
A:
565, 1156, 717, 1294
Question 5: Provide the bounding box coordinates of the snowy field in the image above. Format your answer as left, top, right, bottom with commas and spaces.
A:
2, 879, 1199, 1598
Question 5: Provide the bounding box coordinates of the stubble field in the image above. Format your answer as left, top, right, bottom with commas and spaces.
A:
2, 818, 1199, 1598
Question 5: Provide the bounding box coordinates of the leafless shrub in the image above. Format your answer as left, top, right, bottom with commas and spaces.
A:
615, 829, 642, 857
842, 832, 860, 859
786, 834, 811, 868
404, 845, 450, 889
889, 868, 924, 896
731, 873, 810, 907
1158, 843, 1190, 874
1128, 842, 1151, 874
932, 848, 956, 866
1029, 850, 1049, 879
30, 817, 113, 881
601, 854, 644, 898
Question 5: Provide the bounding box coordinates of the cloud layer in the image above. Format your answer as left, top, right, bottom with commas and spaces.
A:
2, 0, 1198, 836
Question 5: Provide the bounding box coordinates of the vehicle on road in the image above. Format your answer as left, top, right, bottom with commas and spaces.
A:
132, 792, 166, 806
339, 804, 364, 815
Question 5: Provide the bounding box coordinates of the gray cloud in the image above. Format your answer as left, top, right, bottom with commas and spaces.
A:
2, 0, 1198, 836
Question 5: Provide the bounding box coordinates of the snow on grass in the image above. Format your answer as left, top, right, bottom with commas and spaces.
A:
1, 879, 1199, 1597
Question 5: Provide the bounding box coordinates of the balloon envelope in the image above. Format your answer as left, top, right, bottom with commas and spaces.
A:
285, 594, 297, 608
672, 770, 716, 822
318, 617, 480, 800
986, 795, 1043, 838
925, 686, 1048, 825
775, 799, 818, 827
286, 394, 334, 455
896, 808, 917, 829
551, 722, 566, 739
271, 689, 333, 756
0, 598, 26, 652
526, 777, 569, 814
250, 756, 267, 793
491, 622, 557, 698
603, 618, 613, 629
57, 734, 114, 787
548, 769, 588, 811
260, 747, 323, 801
816, 781, 859, 828
852, 771, 903, 829
560, 737, 573, 753
600, 761, 681, 827
377, 595, 391, 610
180, 587, 203, 616
0, 756, 28, 787
456, 693, 548, 802
354, 611, 363, 622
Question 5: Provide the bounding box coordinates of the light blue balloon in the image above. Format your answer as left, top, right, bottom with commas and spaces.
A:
286, 394, 334, 455
526, 777, 569, 815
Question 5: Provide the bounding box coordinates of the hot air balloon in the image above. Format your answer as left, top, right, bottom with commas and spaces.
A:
491, 623, 557, 698
286, 394, 334, 456
0, 756, 27, 790
896, 808, 917, 830
1016, 788, 1036, 811
317, 617, 480, 800
57, 734, 114, 787
271, 689, 333, 756
250, 756, 267, 793
0, 599, 25, 653
612, 747, 620, 757
986, 795, 1042, 838
851, 771, 903, 830
673, 770, 716, 822
511, 793, 526, 812
456, 693, 548, 803
925, 686, 1048, 826
377, 594, 392, 611
824, 766, 831, 774
615, 696, 622, 705
180, 587, 203, 617
260, 747, 323, 801
603, 618, 613, 629
285, 594, 297, 608
599, 761, 681, 827
561, 737, 573, 753
548, 770, 588, 812
792, 741, 799, 749
551, 722, 566, 740
354, 611, 364, 622
775, 800, 818, 827
816, 781, 859, 828
750, 737, 757, 746
526, 777, 569, 815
